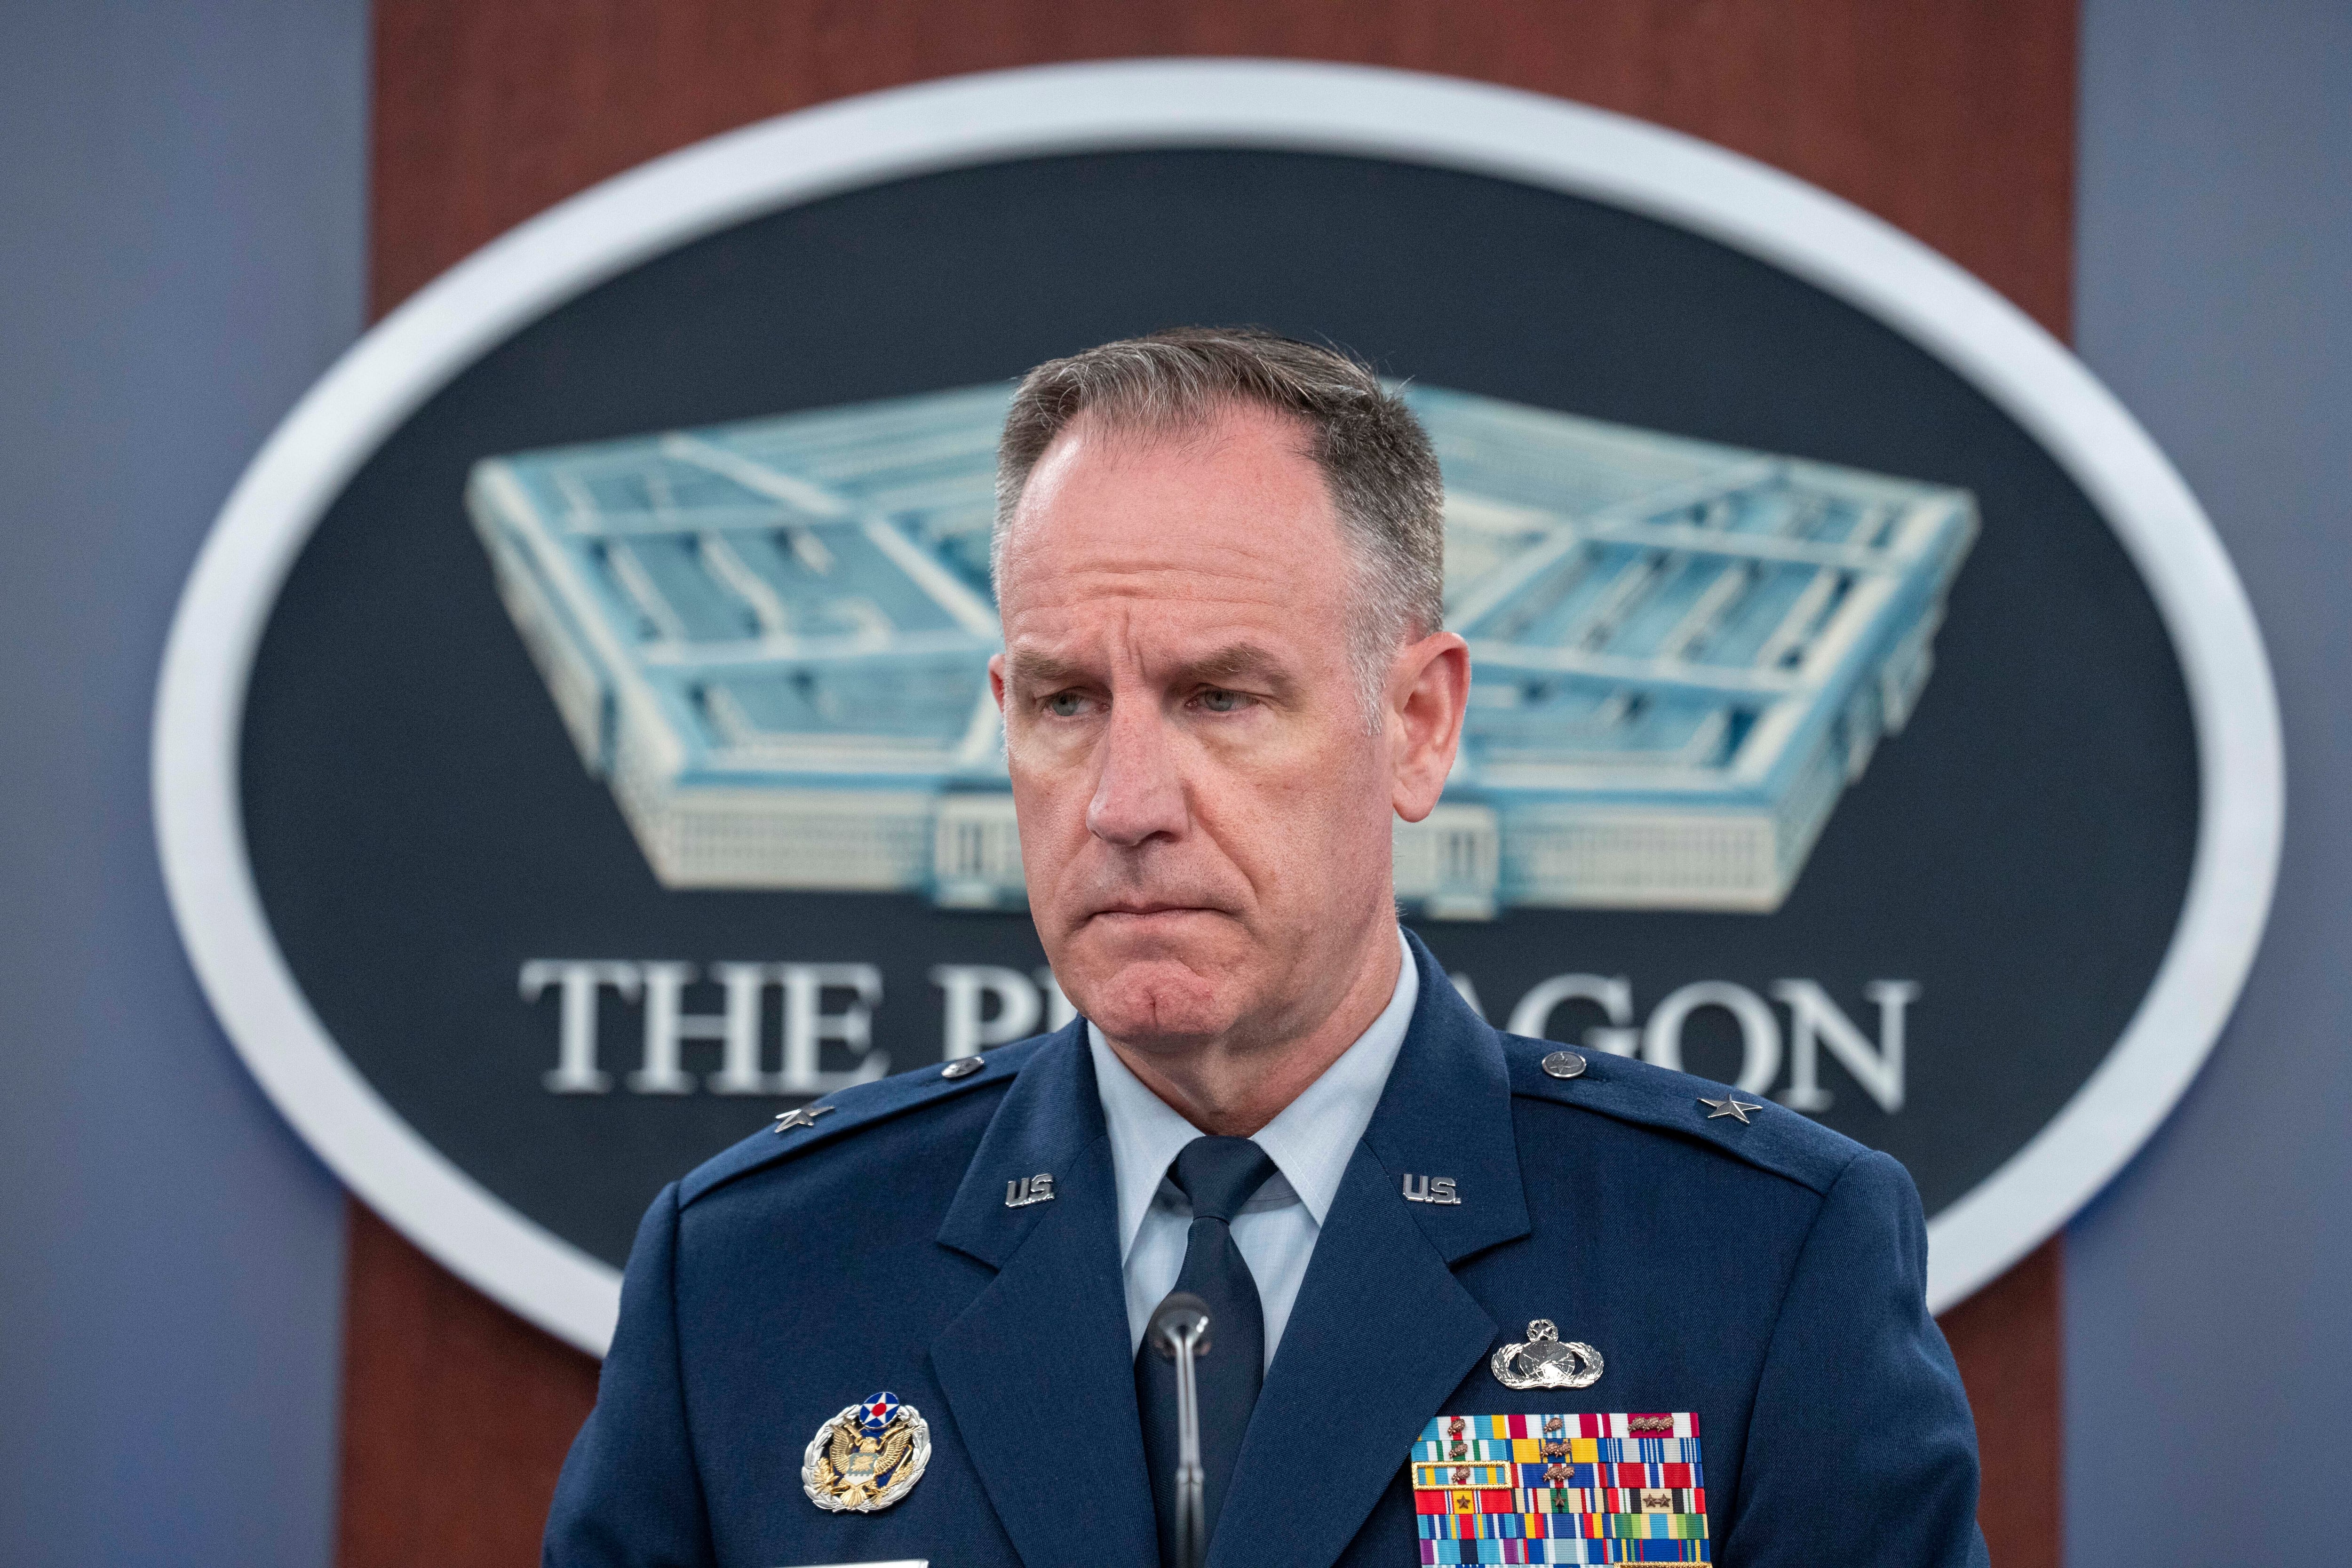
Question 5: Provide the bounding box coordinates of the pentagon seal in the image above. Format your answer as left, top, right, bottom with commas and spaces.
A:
802, 1390, 931, 1512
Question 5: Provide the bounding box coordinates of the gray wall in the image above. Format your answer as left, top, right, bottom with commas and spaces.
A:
0, 2, 366, 1565
0, 2, 2343, 1562
2066, 2, 2352, 1561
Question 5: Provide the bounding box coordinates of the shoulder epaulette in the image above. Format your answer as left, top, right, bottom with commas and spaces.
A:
1497, 1030, 1861, 1196
677, 1028, 1060, 1207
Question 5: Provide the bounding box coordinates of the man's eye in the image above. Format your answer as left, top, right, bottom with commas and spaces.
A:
1198, 688, 1246, 714
1045, 692, 1088, 718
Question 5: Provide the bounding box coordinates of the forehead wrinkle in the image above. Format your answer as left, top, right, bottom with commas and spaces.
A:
1003, 599, 1310, 685
1020, 577, 1295, 618
1005, 543, 1316, 618
1017, 514, 1313, 573
1003, 473, 1344, 612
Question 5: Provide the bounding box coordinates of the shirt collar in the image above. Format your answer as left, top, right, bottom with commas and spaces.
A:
1088, 927, 1420, 1261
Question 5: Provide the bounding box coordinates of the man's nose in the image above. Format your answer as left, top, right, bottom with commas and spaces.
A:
1085, 698, 1187, 847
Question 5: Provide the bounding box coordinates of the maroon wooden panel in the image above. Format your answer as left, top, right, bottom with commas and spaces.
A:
354, 5, 2075, 1563
1942, 1235, 2064, 1568
372, 0, 2074, 337
336, 1203, 599, 1568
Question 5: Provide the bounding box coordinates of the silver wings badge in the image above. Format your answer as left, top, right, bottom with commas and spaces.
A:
1489, 1319, 1604, 1390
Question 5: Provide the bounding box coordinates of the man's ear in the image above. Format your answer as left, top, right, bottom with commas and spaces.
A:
988, 651, 1008, 713
1388, 631, 1470, 822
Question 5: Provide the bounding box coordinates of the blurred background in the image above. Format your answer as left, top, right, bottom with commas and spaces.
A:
2, 3, 2345, 1564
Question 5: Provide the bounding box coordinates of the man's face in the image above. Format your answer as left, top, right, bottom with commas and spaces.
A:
990, 402, 1422, 1054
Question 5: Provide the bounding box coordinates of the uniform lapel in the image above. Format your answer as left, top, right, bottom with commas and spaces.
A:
1209, 933, 1530, 1568
931, 1025, 1159, 1568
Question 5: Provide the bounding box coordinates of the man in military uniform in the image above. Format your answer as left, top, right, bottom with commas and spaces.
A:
545, 329, 1989, 1568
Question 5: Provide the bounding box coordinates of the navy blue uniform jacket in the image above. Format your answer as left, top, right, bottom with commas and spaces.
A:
547, 932, 1988, 1568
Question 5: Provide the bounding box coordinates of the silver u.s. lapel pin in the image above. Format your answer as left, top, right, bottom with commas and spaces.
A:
1003, 1172, 1055, 1207
1402, 1174, 1461, 1205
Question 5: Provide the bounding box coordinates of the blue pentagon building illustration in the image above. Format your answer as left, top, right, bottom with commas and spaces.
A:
465, 381, 1975, 917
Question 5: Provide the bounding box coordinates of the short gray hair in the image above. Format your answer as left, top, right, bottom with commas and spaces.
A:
993, 327, 1446, 720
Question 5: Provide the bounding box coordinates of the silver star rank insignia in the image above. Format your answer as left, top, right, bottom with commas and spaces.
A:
772, 1103, 835, 1135
1699, 1095, 1762, 1124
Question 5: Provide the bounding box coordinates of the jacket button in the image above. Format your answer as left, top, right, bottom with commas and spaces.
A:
940, 1056, 985, 1080
1541, 1050, 1588, 1080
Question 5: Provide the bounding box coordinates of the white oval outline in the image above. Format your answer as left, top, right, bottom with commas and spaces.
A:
152, 59, 2282, 1354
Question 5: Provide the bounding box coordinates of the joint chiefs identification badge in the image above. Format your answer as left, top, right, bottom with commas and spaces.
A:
802, 1391, 931, 1513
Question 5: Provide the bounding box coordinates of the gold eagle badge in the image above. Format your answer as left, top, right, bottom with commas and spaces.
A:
802, 1391, 931, 1513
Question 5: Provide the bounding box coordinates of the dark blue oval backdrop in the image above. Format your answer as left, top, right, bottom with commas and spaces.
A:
241, 150, 2196, 1270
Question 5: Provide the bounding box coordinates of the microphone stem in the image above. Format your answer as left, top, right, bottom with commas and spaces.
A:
1171, 1320, 1207, 1568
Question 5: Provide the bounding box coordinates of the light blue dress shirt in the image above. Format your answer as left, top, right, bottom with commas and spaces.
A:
1088, 928, 1419, 1372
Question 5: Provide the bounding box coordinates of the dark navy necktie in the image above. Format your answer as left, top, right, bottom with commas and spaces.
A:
1136, 1135, 1279, 1568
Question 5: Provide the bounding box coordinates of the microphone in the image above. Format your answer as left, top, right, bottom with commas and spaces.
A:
1148, 1290, 1213, 1568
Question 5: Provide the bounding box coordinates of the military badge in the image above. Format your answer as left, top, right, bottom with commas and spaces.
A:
1411, 1412, 1708, 1563
802, 1391, 931, 1513
1491, 1319, 1604, 1390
